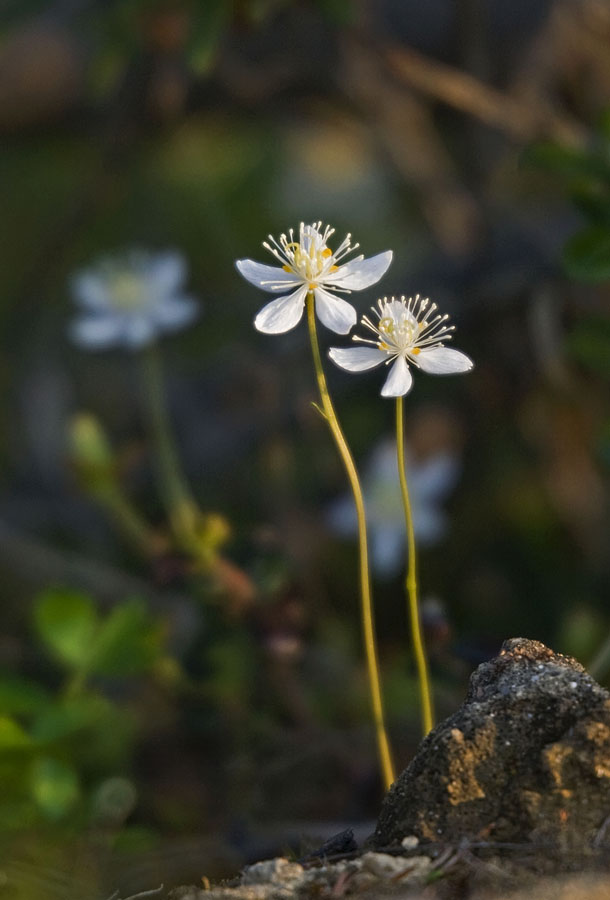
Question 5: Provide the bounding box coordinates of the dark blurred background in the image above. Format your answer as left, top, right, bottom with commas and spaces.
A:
1, 0, 610, 897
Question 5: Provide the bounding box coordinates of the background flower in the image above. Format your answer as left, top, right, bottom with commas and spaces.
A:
69, 249, 199, 350
327, 436, 461, 578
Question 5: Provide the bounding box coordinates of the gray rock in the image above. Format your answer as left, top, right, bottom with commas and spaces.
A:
372, 638, 610, 849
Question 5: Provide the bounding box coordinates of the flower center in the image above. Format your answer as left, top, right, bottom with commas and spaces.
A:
378, 312, 419, 351
109, 272, 146, 310
282, 241, 334, 283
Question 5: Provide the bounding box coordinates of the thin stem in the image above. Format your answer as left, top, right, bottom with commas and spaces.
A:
306, 294, 395, 790
138, 343, 201, 549
395, 395, 434, 736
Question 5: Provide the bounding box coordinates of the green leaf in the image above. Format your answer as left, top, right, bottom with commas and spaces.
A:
88, 600, 160, 677
563, 226, 610, 282
30, 756, 80, 821
31, 695, 109, 743
571, 189, 610, 226
0, 716, 33, 750
34, 589, 98, 670
523, 142, 610, 185
0, 675, 50, 716
566, 317, 610, 378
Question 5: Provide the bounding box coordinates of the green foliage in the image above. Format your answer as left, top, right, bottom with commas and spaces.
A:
525, 121, 610, 283
0, 589, 168, 837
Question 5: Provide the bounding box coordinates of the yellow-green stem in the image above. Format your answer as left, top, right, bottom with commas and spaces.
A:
139, 343, 201, 549
395, 396, 434, 736
306, 294, 395, 790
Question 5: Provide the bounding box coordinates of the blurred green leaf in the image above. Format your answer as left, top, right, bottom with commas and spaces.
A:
563, 226, 610, 282
0, 676, 50, 716
0, 716, 33, 750
188, 0, 231, 75
34, 589, 98, 670
30, 756, 80, 821
571, 189, 610, 226
88, 600, 161, 677
566, 317, 610, 378
523, 142, 610, 185
31, 695, 109, 743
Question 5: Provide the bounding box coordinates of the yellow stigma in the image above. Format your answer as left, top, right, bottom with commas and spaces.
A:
379, 317, 395, 335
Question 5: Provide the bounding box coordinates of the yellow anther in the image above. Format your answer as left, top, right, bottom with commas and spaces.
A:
322, 248, 332, 258
412, 347, 420, 355
379, 342, 390, 351
329, 265, 339, 272
309, 283, 317, 290
282, 265, 292, 272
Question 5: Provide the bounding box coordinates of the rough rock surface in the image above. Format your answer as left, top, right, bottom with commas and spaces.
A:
372, 637, 610, 849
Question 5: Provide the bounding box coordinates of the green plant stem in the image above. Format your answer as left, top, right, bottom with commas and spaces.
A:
396, 396, 434, 736
138, 343, 201, 550
306, 293, 395, 790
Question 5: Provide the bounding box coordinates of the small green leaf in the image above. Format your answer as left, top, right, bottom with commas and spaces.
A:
31, 695, 108, 743
0, 675, 50, 715
566, 317, 610, 378
523, 142, 610, 184
88, 600, 160, 677
34, 589, 98, 670
30, 756, 80, 821
0, 716, 33, 750
563, 226, 610, 282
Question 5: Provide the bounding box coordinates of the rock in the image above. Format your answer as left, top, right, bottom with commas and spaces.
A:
372, 638, 610, 849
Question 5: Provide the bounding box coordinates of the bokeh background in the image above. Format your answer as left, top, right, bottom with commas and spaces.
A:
1, 0, 610, 897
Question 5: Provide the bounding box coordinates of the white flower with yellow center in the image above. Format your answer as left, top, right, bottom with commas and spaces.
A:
329, 295, 473, 397
69, 249, 198, 350
235, 222, 393, 335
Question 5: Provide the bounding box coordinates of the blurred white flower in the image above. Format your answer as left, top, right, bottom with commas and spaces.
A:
235, 221, 392, 335
329, 295, 473, 396
327, 437, 460, 578
69, 249, 198, 350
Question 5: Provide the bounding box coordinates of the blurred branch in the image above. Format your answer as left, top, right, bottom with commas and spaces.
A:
375, 39, 586, 148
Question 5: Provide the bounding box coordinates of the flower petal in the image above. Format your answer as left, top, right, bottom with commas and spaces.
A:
325, 251, 393, 290
254, 286, 307, 333
70, 272, 110, 312
149, 251, 187, 294
69, 315, 124, 349
152, 296, 199, 330
381, 356, 413, 397
328, 346, 387, 372
314, 287, 357, 334
123, 316, 157, 348
415, 346, 473, 374
236, 259, 301, 292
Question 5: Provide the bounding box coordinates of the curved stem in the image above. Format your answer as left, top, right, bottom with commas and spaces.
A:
306, 294, 395, 790
138, 343, 201, 549
396, 396, 434, 736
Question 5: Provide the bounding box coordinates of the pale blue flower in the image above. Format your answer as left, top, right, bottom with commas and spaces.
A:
69, 249, 198, 350
327, 437, 461, 578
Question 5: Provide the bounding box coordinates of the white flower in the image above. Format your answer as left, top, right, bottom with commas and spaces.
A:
328, 295, 473, 396
235, 221, 392, 335
328, 437, 460, 577
69, 249, 198, 350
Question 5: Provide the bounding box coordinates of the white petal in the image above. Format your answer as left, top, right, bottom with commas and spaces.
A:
254, 286, 307, 333
123, 316, 157, 348
314, 287, 357, 334
149, 251, 187, 294
70, 272, 110, 312
69, 315, 124, 349
324, 251, 393, 290
236, 259, 301, 292
328, 346, 387, 372
152, 296, 199, 330
416, 346, 473, 374
381, 356, 413, 397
